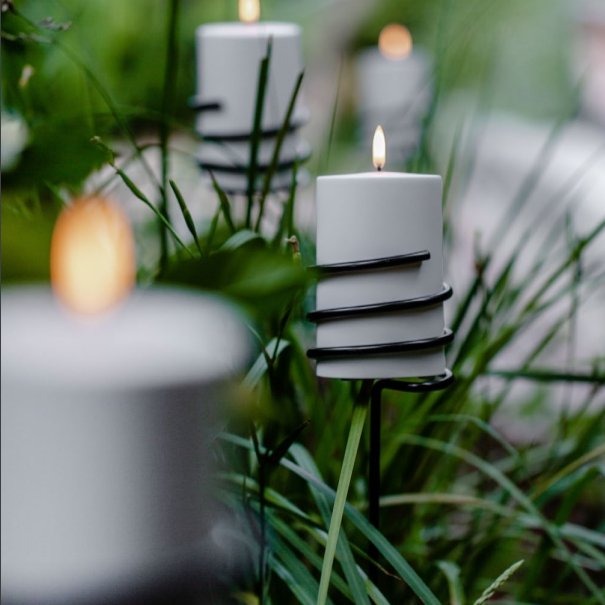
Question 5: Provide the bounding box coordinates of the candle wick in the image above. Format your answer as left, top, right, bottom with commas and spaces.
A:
377, 166, 382, 172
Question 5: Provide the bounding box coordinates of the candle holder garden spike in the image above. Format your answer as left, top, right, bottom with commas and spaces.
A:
307, 247, 455, 587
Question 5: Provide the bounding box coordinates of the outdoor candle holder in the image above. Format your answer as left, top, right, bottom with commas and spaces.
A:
306, 148, 455, 591
307, 248, 455, 526
192, 21, 310, 194
192, 98, 310, 194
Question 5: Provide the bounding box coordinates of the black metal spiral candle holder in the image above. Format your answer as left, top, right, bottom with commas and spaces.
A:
307, 249, 455, 542
191, 99, 311, 195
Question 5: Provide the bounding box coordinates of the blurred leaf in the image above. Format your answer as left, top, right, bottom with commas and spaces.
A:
161, 243, 308, 319
209, 170, 236, 234
169, 178, 203, 257
4, 119, 106, 188
437, 561, 465, 605
243, 337, 290, 390
472, 560, 524, 605
255, 70, 305, 230
221, 229, 264, 251
246, 39, 272, 227
1, 199, 56, 281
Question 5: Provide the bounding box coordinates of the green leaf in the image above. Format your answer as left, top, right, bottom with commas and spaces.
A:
111, 164, 192, 256
169, 178, 203, 257
246, 39, 272, 227
317, 402, 368, 605
220, 433, 443, 605
472, 560, 524, 605
437, 561, 465, 605
267, 420, 310, 466
255, 71, 305, 230
209, 170, 236, 234
161, 245, 308, 317
221, 229, 264, 251
4, 120, 107, 188
291, 444, 371, 605
244, 338, 290, 390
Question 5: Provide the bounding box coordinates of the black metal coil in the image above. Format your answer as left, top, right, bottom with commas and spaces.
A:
307, 250, 454, 374
307, 283, 452, 322
310, 250, 430, 275
307, 328, 453, 360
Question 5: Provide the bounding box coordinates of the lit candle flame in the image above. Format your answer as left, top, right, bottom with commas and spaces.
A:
50, 197, 135, 315
373, 125, 386, 171
239, 0, 260, 23
378, 24, 413, 60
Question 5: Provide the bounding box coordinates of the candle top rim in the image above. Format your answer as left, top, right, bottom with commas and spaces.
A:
318, 172, 441, 182
1, 286, 250, 392
197, 22, 300, 37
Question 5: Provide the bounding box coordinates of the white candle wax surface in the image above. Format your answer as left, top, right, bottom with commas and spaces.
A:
1, 286, 250, 602
195, 22, 307, 136
315, 171, 446, 379
1, 286, 249, 390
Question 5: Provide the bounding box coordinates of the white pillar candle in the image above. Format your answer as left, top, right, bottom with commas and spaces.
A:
1, 198, 250, 603
195, 22, 306, 136
194, 3, 308, 192
312, 128, 449, 380
1, 287, 249, 603
355, 25, 432, 167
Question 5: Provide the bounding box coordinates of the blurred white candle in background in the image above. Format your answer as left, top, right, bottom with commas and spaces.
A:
1, 198, 250, 604
355, 24, 433, 168
194, 0, 309, 193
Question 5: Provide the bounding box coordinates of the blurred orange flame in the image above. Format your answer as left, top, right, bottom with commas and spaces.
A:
239, 0, 260, 23
378, 24, 413, 59
50, 197, 135, 315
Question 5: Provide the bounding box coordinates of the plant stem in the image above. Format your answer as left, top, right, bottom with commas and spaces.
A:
159, 0, 180, 273
316, 381, 372, 605
251, 425, 267, 605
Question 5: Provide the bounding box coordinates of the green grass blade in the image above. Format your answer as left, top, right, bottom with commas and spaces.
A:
243, 338, 290, 390
270, 514, 352, 602
255, 71, 305, 231
169, 179, 203, 257
473, 560, 524, 605
316, 402, 368, 605
209, 170, 236, 234
291, 444, 371, 605
111, 165, 192, 256
486, 368, 605, 385
437, 561, 465, 605
273, 532, 333, 605
246, 39, 272, 228
272, 160, 299, 246
158, 0, 180, 269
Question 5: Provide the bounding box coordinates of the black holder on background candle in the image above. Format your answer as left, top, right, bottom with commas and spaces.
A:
306, 249, 454, 574
191, 99, 311, 195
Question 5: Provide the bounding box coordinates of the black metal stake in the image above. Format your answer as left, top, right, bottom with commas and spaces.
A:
366, 372, 454, 585
369, 384, 382, 531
